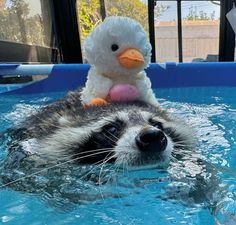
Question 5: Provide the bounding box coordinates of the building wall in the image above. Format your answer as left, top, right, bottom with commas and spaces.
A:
155, 20, 220, 62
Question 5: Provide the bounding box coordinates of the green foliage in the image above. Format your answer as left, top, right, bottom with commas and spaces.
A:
77, 0, 168, 42
0, 0, 218, 49
77, 0, 168, 41
154, 4, 170, 20
0, 0, 46, 46
0, 0, 169, 47
77, 0, 149, 42
77, 0, 102, 42
184, 6, 216, 21
105, 0, 148, 33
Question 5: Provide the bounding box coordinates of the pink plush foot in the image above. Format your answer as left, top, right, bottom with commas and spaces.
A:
106, 84, 140, 102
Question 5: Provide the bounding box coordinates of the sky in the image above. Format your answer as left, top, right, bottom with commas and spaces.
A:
156, 1, 221, 21
27, 0, 41, 16
5, 0, 41, 16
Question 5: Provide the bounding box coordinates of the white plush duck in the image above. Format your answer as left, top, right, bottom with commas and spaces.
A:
81, 16, 159, 107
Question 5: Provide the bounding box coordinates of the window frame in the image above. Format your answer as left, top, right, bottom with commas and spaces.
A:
152, 0, 235, 62
98, 0, 235, 62
0, 0, 235, 63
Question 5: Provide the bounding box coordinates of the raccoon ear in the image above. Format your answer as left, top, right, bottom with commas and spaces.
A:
62, 89, 86, 110
156, 108, 173, 122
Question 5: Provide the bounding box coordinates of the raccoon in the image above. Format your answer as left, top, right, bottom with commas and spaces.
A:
5, 90, 194, 169
2, 90, 228, 219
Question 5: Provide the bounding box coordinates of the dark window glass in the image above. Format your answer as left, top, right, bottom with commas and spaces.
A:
0, 0, 59, 63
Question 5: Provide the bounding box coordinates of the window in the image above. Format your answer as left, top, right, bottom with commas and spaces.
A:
181, 1, 220, 62
76, 0, 235, 63
1, 0, 234, 63
154, 0, 221, 62
155, 1, 179, 62
0, 0, 59, 63
77, 0, 149, 59
104, 0, 149, 34
76, 0, 101, 44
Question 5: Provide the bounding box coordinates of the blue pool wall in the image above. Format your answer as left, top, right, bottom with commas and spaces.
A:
0, 62, 236, 94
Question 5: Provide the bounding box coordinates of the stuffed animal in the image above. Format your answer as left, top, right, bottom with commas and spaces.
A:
81, 16, 159, 107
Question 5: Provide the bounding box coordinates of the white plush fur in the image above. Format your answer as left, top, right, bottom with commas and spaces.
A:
80, 16, 159, 106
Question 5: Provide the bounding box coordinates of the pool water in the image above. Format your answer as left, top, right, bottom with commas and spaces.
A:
1, 87, 236, 225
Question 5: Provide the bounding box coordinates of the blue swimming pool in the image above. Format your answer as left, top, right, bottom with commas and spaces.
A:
0, 87, 236, 225
0, 84, 24, 94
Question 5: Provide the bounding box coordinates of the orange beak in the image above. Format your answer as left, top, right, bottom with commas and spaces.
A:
117, 48, 144, 69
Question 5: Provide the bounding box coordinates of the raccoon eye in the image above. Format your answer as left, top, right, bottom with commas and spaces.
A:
103, 124, 119, 136
149, 120, 163, 130
108, 126, 118, 134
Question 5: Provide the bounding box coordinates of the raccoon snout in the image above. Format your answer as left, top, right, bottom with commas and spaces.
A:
135, 127, 167, 152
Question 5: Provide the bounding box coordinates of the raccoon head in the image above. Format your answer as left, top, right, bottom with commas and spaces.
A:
35, 102, 194, 169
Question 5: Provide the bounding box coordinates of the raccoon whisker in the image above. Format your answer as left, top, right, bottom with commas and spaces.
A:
98, 152, 115, 171
120, 157, 127, 175
38, 147, 115, 160
174, 142, 188, 146
89, 136, 116, 148
174, 140, 192, 146
172, 141, 192, 148
79, 157, 115, 182
105, 131, 119, 141
169, 154, 179, 163
98, 152, 115, 184
57, 149, 115, 164
102, 119, 120, 140
90, 139, 103, 146
0, 150, 114, 189
174, 143, 189, 148
103, 133, 118, 144
98, 153, 115, 200
171, 148, 191, 160
99, 156, 124, 186
56, 148, 116, 162
99, 152, 115, 167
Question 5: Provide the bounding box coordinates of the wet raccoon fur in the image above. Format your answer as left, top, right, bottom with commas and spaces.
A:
6, 90, 195, 169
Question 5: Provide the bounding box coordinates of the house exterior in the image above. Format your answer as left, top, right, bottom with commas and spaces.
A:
155, 20, 220, 62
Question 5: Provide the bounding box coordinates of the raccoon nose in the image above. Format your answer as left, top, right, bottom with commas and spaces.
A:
135, 128, 167, 152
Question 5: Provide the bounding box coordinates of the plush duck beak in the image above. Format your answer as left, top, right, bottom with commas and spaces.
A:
117, 48, 144, 69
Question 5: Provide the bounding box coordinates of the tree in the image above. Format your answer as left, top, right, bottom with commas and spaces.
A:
77, 0, 102, 42
0, 0, 45, 45
184, 6, 216, 21
0, 0, 5, 8
105, 0, 149, 32
77, 0, 168, 41
154, 3, 170, 21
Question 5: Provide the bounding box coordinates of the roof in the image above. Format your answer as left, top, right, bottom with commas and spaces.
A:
155, 20, 220, 27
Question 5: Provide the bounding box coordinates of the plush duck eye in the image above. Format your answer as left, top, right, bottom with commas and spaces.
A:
111, 44, 119, 52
